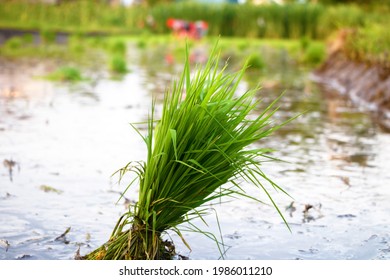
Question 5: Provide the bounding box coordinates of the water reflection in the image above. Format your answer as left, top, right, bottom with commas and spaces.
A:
1, 45, 390, 260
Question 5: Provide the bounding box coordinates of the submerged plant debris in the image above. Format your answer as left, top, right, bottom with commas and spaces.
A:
3, 159, 19, 182
55, 227, 71, 244
0, 239, 10, 252
84, 43, 293, 260
39, 185, 63, 194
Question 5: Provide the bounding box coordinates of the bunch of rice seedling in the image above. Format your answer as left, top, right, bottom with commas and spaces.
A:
85, 44, 291, 260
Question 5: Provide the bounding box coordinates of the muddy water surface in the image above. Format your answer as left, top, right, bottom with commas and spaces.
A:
1, 46, 390, 260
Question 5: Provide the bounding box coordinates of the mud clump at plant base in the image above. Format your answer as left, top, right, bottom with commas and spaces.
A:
84, 44, 293, 260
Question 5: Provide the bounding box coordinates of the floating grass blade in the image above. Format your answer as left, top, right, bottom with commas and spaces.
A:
85, 43, 293, 260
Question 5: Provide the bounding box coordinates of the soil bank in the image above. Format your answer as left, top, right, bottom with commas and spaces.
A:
311, 48, 390, 131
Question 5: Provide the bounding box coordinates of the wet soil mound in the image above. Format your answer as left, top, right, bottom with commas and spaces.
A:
311, 34, 390, 131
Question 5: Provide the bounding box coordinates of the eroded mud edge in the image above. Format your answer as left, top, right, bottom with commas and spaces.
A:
310, 51, 390, 131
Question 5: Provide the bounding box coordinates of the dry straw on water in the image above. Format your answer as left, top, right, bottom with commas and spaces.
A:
85, 44, 292, 260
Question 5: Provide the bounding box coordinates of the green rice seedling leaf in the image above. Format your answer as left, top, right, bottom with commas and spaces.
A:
185, 220, 227, 258
170, 129, 178, 160
129, 123, 148, 145
246, 168, 291, 232
116, 175, 138, 205
253, 168, 288, 194
171, 227, 192, 252
175, 160, 205, 174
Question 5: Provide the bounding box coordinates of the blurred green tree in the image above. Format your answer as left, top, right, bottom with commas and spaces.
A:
314, 0, 388, 4
144, 0, 173, 6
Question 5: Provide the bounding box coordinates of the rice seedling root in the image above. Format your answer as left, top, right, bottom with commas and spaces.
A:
84, 216, 175, 260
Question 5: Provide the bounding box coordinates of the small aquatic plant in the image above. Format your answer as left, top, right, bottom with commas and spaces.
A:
109, 55, 128, 74
68, 35, 86, 54
40, 29, 56, 44
109, 39, 127, 55
22, 33, 34, 45
247, 52, 266, 70
4, 37, 23, 50
303, 42, 325, 65
136, 38, 147, 49
85, 44, 291, 260
300, 36, 310, 51
47, 66, 83, 82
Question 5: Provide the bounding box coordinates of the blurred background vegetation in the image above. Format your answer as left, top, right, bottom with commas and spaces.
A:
0, 0, 389, 65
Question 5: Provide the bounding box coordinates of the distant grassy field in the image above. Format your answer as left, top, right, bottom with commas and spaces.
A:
0, 31, 325, 70
1, 1, 388, 40
2, 1, 389, 66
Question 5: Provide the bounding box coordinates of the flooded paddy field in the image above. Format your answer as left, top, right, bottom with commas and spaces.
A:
1, 43, 390, 260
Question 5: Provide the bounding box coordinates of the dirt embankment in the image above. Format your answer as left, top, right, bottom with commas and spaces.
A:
311, 31, 390, 131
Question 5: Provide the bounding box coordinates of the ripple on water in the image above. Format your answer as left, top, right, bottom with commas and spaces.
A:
1, 51, 390, 260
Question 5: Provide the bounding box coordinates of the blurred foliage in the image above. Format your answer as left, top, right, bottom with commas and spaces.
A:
1, 0, 386, 39
109, 54, 128, 73
0, 0, 389, 64
302, 41, 326, 65
343, 25, 390, 66
246, 52, 266, 70
150, 2, 325, 39
0, 0, 148, 34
